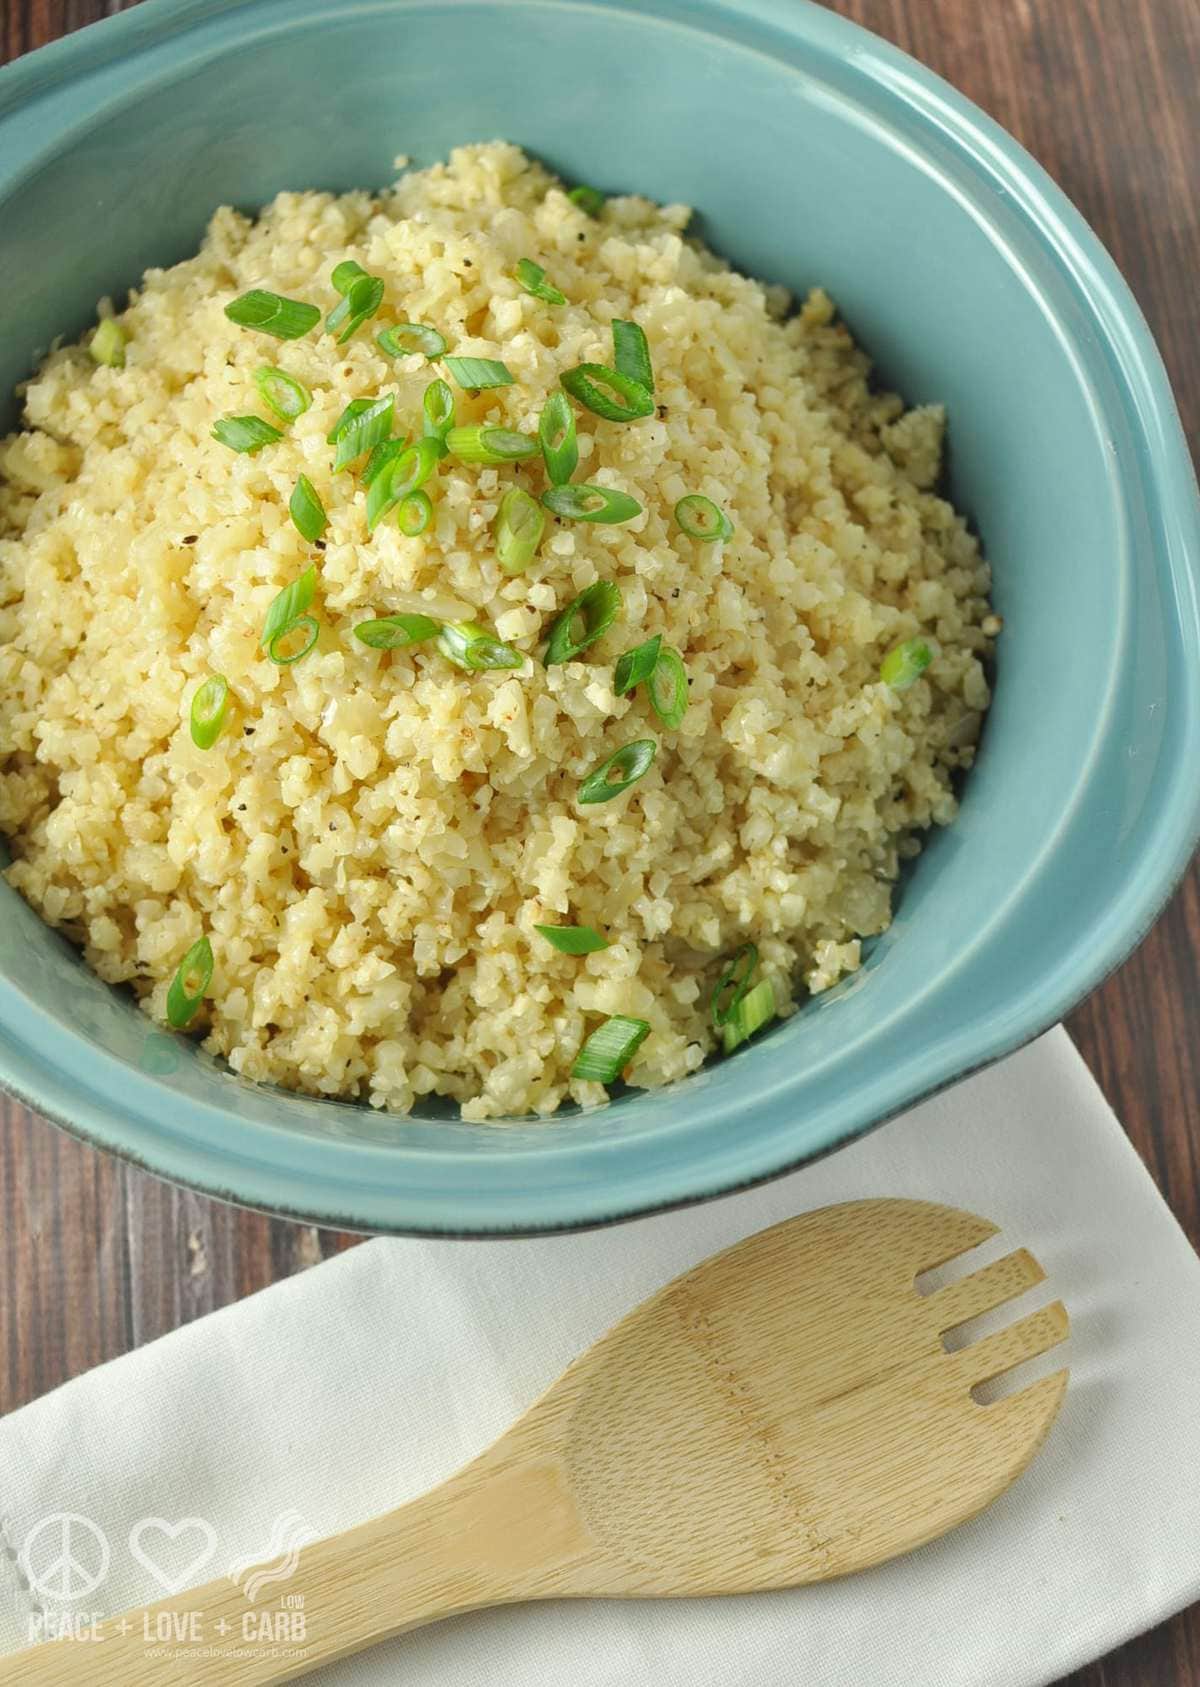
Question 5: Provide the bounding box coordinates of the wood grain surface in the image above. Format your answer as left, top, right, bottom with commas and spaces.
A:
0, 1, 1197, 1682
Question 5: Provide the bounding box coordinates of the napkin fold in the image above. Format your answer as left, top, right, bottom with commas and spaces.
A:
3, 1027, 1200, 1685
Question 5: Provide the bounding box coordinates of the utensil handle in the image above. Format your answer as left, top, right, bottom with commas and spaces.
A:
5, 1457, 591, 1685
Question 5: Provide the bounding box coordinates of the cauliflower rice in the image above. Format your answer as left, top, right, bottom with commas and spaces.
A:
0, 143, 995, 1121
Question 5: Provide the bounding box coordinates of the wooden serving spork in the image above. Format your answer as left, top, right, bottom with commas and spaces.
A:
14, 1199, 1068, 1686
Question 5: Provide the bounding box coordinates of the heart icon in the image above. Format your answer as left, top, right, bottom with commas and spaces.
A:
128, 1517, 218, 1594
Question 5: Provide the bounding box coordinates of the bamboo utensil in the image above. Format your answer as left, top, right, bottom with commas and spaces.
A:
10, 1199, 1068, 1685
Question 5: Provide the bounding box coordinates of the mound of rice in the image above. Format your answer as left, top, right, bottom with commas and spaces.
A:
0, 142, 995, 1121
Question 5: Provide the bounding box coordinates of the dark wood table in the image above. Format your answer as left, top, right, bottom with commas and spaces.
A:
1, 0, 1197, 1679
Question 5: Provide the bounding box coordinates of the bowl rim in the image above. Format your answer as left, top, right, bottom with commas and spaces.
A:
0, 0, 1198, 1236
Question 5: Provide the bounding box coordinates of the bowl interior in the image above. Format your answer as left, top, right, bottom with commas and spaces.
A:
0, 0, 1196, 1230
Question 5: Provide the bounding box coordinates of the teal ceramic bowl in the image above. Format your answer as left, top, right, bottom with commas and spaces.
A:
1, 0, 1197, 1235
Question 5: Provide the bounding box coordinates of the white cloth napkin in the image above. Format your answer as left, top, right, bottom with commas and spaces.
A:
3, 1026, 1200, 1685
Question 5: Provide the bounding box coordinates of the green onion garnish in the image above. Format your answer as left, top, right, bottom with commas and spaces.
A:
675, 493, 733, 541
261, 565, 317, 649
353, 613, 441, 650
166, 936, 214, 1030
377, 323, 447, 360
288, 475, 328, 543
709, 942, 759, 1029
211, 415, 282, 454
423, 379, 455, 454
327, 398, 372, 444
331, 260, 369, 295
90, 319, 126, 368
444, 424, 538, 465
514, 259, 566, 305
535, 923, 609, 955
578, 738, 657, 804
391, 436, 442, 498
397, 489, 434, 536
366, 437, 440, 532
611, 319, 653, 393
538, 391, 579, 485
561, 363, 654, 423
362, 436, 408, 486
613, 634, 662, 696
495, 486, 545, 575
722, 977, 776, 1054
647, 645, 689, 729
333, 394, 394, 472
443, 356, 514, 390
189, 675, 229, 750
328, 274, 384, 343
267, 615, 320, 666
224, 291, 321, 340
542, 483, 642, 525
572, 1014, 649, 1082
880, 638, 932, 690
438, 620, 524, 672
253, 366, 312, 423
544, 581, 622, 665
568, 185, 606, 217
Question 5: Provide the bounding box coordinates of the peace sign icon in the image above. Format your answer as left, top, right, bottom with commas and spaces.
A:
20, 1513, 111, 1604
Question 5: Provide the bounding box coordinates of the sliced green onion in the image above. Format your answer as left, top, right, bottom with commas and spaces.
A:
366, 436, 440, 532
333, 394, 394, 472
495, 486, 545, 575
514, 259, 566, 305
327, 398, 372, 444
362, 436, 408, 486
397, 489, 433, 536
211, 415, 282, 454
709, 942, 759, 1029
445, 424, 538, 465
331, 260, 369, 295
224, 291, 321, 340
535, 923, 609, 955
561, 363, 654, 423
578, 738, 657, 804
438, 620, 524, 672
423, 379, 455, 453
568, 185, 605, 217
542, 483, 642, 525
443, 355, 514, 390
611, 319, 653, 393
90, 318, 126, 368
647, 645, 689, 729
390, 436, 441, 498
722, 977, 776, 1054
544, 581, 622, 665
166, 936, 214, 1029
288, 475, 328, 543
267, 614, 320, 666
253, 366, 312, 423
572, 1015, 649, 1082
377, 323, 447, 360
261, 565, 317, 649
675, 493, 733, 541
353, 613, 441, 650
880, 638, 932, 691
613, 634, 662, 696
327, 274, 384, 343
538, 390, 579, 486
189, 675, 229, 750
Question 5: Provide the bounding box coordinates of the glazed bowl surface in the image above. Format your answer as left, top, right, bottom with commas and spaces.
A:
0, 0, 1197, 1233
